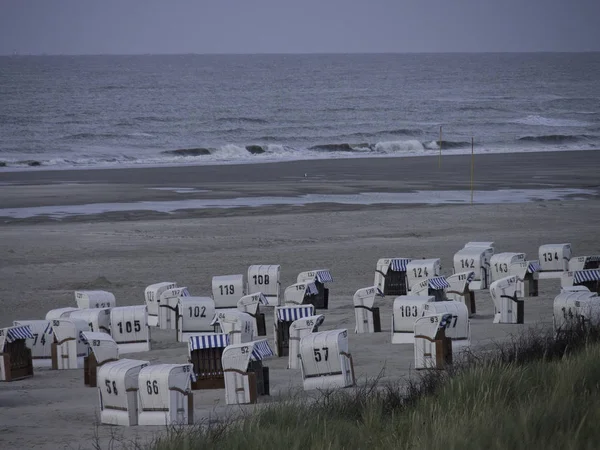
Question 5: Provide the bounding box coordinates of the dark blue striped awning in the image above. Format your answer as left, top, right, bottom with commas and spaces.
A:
305, 282, 319, 295
527, 261, 541, 273
251, 340, 274, 361
587, 256, 600, 262
189, 334, 230, 350
6, 325, 34, 343
315, 270, 333, 283
574, 270, 600, 284
276, 305, 315, 322
390, 258, 411, 272
428, 277, 450, 290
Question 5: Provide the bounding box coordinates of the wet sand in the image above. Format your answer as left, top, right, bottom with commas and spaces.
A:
1, 151, 599, 449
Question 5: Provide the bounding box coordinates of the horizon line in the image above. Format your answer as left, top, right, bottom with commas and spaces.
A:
2, 50, 600, 57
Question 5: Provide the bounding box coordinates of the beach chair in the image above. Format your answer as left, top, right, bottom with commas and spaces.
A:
273, 304, 315, 356
211, 310, 255, 344
299, 329, 355, 391
296, 269, 333, 309
561, 269, 600, 294
283, 281, 319, 307
51, 318, 90, 369
110, 306, 150, 354
81, 331, 119, 387
553, 289, 600, 334
188, 334, 229, 390
0, 325, 34, 382
69, 308, 112, 334
75, 290, 116, 309
414, 313, 453, 370
176, 297, 215, 342
392, 295, 434, 344
445, 271, 477, 316
453, 245, 493, 290
353, 286, 384, 333
247, 265, 281, 306
537, 243, 572, 279
406, 259, 442, 292
97, 359, 149, 426
490, 276, 524, 324
137, 364, 194, 426
212, 274, 246, 309
12, 320, 54, 368
222, 340, 274, 405
374, 258, 412, 296
288, 314, 325, 369
144, 282, 177, 327
422, 301, 470, 348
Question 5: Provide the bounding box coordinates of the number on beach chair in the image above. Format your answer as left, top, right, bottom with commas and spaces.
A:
110, 306, 150, 354
299, 329, 355, 391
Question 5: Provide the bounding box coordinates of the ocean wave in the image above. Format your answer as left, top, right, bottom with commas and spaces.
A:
132, 116, 178, 123
93, 85, 128, 91
373, 140, 425, 153
517, 134, 590, 144
161, 148, 212, 156
215, 117, 268, 124
308, 143, 358, 152
511, 115, 590, 127
344, 128, 424, 138
457, 105, 507, 112
60, 132, 124, 141
423, 140, 471, 150
3, 140, 600, 172
60, 131, 155, 141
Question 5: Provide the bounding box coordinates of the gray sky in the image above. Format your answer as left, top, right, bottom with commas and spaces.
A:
1, 0, 599, 55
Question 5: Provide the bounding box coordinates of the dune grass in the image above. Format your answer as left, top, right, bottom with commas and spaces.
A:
145, 324, 600, 450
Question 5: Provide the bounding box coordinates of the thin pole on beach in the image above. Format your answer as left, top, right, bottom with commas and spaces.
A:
438, 126, 442, 168
470, 137, 474, 205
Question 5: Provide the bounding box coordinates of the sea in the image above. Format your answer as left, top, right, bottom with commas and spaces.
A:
1, 53, 599, 171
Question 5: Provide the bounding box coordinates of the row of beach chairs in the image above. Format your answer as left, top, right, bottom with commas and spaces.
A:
2, 241, 599, 427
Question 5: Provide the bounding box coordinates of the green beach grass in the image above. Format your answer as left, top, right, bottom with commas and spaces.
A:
140, 324, 600, 450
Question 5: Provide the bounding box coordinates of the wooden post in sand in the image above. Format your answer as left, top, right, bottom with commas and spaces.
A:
438, 126, 442, 168
470, 137, 474, 205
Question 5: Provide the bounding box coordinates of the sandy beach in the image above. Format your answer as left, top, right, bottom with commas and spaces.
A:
1, 151, 600, 449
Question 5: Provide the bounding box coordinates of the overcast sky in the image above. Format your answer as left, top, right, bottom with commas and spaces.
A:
1, 0, 599, 55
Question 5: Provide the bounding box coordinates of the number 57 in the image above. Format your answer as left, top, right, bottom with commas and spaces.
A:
314, 347, 329, 362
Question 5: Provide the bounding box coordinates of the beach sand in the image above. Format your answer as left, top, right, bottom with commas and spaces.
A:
1, 151, 599, 449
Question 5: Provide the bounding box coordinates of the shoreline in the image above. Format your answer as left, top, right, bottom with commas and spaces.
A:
1, 149, 599, 223
1, 149, 599, 185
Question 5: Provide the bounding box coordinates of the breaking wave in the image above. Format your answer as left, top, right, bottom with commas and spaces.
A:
512, 115, 591, 127
373, 140, 425, 152
423, 140, 471, 150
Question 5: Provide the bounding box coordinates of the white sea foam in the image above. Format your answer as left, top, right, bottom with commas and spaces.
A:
373, 140, 425, 153
512, 115, 590, 127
